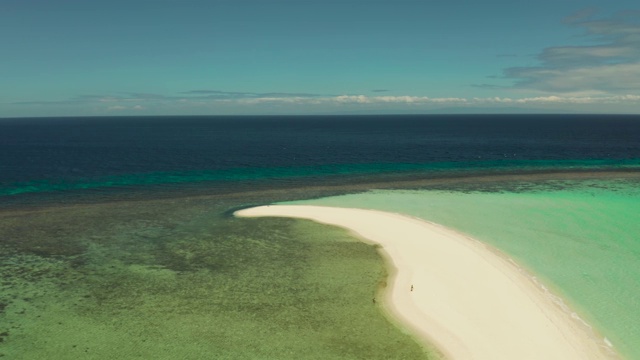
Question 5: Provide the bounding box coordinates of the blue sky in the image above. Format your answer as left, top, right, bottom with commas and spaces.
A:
2, 0, 640, 116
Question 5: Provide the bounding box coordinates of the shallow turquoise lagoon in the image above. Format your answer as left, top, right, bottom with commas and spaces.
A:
288, 179, 640, 359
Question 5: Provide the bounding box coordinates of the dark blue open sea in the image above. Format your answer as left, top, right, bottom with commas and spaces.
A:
1, 115, 640, 359
2, 114, 639, 206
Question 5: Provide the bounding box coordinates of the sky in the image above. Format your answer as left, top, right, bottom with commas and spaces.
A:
2, 0, 640, 117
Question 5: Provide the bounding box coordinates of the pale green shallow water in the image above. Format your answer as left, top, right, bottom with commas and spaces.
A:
287, 179, 640, 359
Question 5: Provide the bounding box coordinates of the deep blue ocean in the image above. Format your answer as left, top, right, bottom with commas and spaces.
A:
1, 114, 639, 205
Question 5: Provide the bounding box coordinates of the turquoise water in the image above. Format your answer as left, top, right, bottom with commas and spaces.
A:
288, 179, 640, 359
3, 158, 640, 197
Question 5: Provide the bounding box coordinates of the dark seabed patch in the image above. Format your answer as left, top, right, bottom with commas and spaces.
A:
0, 189, 442, 359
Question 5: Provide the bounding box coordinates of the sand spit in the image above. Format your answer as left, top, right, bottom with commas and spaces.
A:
235, 205, 619, 360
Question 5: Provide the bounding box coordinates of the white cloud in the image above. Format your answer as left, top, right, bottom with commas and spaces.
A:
216, 94, 640, 106
336, 95, 372, 104
238, 96, 322, 105
505, 11, 640, 93
509, 62, 640, 92
17, 90, 640, 115
107, 104, 145, 111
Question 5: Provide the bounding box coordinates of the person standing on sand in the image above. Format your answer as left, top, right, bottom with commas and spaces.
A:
411, 285, 413, 291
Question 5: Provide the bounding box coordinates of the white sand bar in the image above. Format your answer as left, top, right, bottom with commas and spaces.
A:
235, 205, 619, 360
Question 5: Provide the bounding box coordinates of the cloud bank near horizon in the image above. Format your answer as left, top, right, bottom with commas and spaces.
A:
10, 91, 640, 114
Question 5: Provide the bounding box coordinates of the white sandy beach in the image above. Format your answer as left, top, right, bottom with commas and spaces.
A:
235, 205, 619, 360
